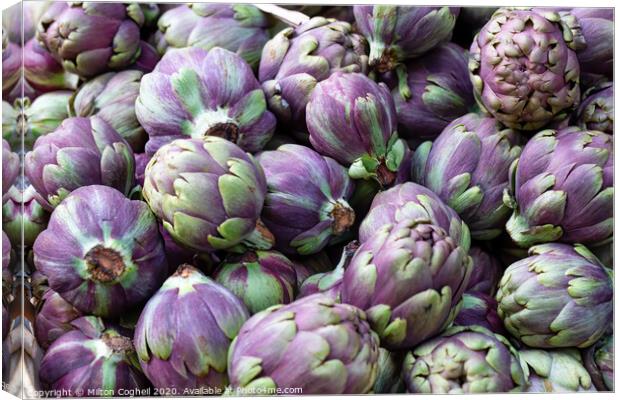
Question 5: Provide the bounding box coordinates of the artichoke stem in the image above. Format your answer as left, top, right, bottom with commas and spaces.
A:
101, 332, 134, 353
243, 219, 276, 250
205, 122, 239, 143
330, 203, 356, 235
376, 163, 397, 188
85, 245, 125, 282
173, 263, 199, 278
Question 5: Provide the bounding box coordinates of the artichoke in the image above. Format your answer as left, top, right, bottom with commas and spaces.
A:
39, 316, 149, 393
136, 47, 276, 155
258, 17, 368, 133
228, 294, 380, 394
353, 6, 459, 75
575, 81, 613, 135
341, 219, 472, 350
373, 348, 405, 394
469, 8, 581, 130
134, 264, 249, 391
453, 291, 505, 334
413, 113, 522, 240
505, 127, 613, 248
496, 243, 613, 348
583, 334, 613, 391
213, 250, 297, 314
34, 288, 83, 350
306, 72, 409, 187
36, 2, 145, 78
69, 70, 148, 152
465, 246, 502, 295
257, 144, 356, 256
133, 153, 149, 188
2, 139, 19, 200
521, 348, 594, 392
142, 137, 270, 253
3, 91, 72, 150
25, 116, 135, 210
2, 30, 20, 100
402, 325, 528, 393
153, 4, 269, 68
33, 185, 168, 317
358, 182, 470, 251
394, 43, 475, 140
23, 38, 79, 94
2, 184, 50, 248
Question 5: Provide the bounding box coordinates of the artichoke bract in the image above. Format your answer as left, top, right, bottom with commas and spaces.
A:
134, 264, 249, 392
521, 348, 594, 392
23, 38, 79, 95
36, 2, 145, 78
2, 184, 50, 248
576, 81, 613, 135
583, 334, 613, 391
373, 348, 405, 394
2, 31, 20, 100
25, 116, 135, 210
469, 8, 581, 130
142, 137, 270, 253
34, 288, 83, 350
341, 219, 472, 350
136, 47, 276, 155
3, 91, 72, 150
505, 127, 613, 248
258, 17, 368, 132
453, 292, 505, 334
213, 250, 297, 314
563, 8, 613, 78
413, 113, 522, 240
153, 4, 269, 68
69, 70, 148, 152
307, 72, 409, 187
39, 316, 149, 394
228, 294, 380, 394
402, 326, 528, 393
257, 144, 355, 255
33, 185, 168, 317
2, 139, 19, 200
394, 43, 475, 140
496, 243, 613, 348
353, 6, 459, 74
133, 153, 150, 188
359, 182, 470, 251
465, 246, 502, 295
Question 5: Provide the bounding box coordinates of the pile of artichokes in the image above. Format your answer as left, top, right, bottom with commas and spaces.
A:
1, 2, 614, 396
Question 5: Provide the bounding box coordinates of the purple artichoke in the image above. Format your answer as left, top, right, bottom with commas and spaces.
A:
153, 4, 269, 68
228, 294, 380, 394
134, 264, 249, 391
2, 184, 50, 248
33, 185, 168, 317
142, 137, 271, 253
496, 243, 613, 348
258, 17, 368, 132
306, 72, 409, 187
353, 6, 459, 76
469, 8, 581, 130
575, 81, 613, 135
413, 113, 522, 240
25, 116, 135, 210
39, 316, 149, 394
34, 288, 83, 350
23, 38, 79, 95
505, 127, 613, 248
341, 219, 472, 350
136, 47, 276, 155
213, 250, 297, 314
583, 334, 613, 391
36, 2, 145, 78
393, 43, 475, 140
359, 182, 470, 251
2, 30, 20, 100
133, 153, 149, 188
465, 246, 502, 295
69, 70, 148, 152
2, 139, 19, 200
453, 292, 506, 334
257, 144, 355, 255
403, 325, 528, 393
521, 348, 594, 392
